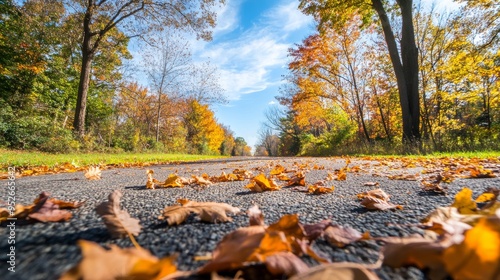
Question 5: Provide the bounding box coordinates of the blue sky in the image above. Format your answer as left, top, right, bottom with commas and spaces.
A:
191, 0, 315, 149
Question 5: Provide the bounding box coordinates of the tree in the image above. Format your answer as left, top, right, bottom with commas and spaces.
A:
184, 99, 225, 154
256, 126, 280, 156
300, 0, 420, 145
70, 0, 225, 138
232, 137, 251, 156
144, 33, 191, 142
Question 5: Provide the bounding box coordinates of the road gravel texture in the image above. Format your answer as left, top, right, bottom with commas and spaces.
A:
1, 157, 499, 280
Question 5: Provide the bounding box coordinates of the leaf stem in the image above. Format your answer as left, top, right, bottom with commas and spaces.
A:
128, 231, 141, 249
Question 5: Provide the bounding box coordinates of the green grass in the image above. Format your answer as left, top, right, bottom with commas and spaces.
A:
0, 149, 227, 172
353, 151, 500, 159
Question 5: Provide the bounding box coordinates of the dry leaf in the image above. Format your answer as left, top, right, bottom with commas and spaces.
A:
146, 170, 160, 189
191, 175, 213, 186
84, 166, 101, 180
248, 204, 265, 226
308, 181, 334, 195
382, 237, 447, 277
263, 252, 310, 276
95, 190, 142, 238
451, 187, 478, 214
388, 174, 419, 181
270, 164, 286, 175
467, 166, 497, 178
245, 173, 281, 192
199, 226, 267, 273
363, 182, 379, 187
323, 225, 367, 247
287, 171, 306, 187
356, 189, 391, 201
158, 199, 240, 225
360, 196, 403, 211
442, 209, 500, 280
60, 240, 178, 280
290, 262, 380, 280
28, 192, 72, 222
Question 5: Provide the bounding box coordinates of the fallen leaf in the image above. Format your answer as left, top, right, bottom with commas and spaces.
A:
308, 181, 334, 195
270, 164, 286, 175
191, 175, 213, 186
263, 252, 310, 276
95, 190, 142, 238
388, 174, 419, 181
363, 182, 379, 187
467, 166, 497, 178
442, 209, 500, 280
245, 173, 281, 192
28, 192, 72, 222
323, 225, 367, 247
60, 240, 178, 280
248, 205, 265, 226
290, 262, 380, 280
158, 199, 240, 225
451, 187, 478, 214
287, 171, 306, 187
356, 189, 391, 201
360, 196, 403, 211
84, 166, 101, 180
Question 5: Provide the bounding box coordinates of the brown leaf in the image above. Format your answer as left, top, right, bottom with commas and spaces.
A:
84, 166, 101, 180
60, 240, 178, 280
356, 189, 391, 201
199, 226, 267, 273
95, 190, 142, 238
28, 192, 72, 222
158, 199, 240, 225
290, 262, 380, 280
363, 182, 379, 187
287, 171, 306, 187
263, 252, 310, 276
388, 174, 419, 181
248, 204, 265, 226
382, 237, 447, 277
360, 196, 403, 211
270, 164, 286, 175
324, 225, 367, 247
302, 220, 332, 241
467, 166, 497, 178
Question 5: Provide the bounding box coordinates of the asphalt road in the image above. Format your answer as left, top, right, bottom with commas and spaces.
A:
1, 156, 499, 280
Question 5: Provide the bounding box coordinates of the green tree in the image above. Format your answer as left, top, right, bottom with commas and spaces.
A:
70, 0, 225, 138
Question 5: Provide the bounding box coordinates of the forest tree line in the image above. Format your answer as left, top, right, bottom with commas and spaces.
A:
0, 0, 252, 156
256, 0, 500, 156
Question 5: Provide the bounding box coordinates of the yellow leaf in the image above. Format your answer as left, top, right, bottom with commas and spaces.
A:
476, 193, 496, 203
451, 188, 477, 214
443, 210, 500, 279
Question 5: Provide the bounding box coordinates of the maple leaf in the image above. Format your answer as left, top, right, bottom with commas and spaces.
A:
28, 192, 73, 223
95, 190, 142, 239
60, 240, 178, 280
158, 199, 240, 225
84, 166, 101, 180
287, 171, 306, 187
245, 173, 281, 192
442, 209, 500, 280
451, 187, 478, 214
323, 225, 368, 247
270, 164, 286, 175
308, 181, 334, 194
290, 262, 380, 280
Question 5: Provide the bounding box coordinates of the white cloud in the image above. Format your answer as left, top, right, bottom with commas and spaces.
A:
265, 1, 313, 32
194, 0, 311, 100
268, 100, 277, 105
212, 0, 241, 35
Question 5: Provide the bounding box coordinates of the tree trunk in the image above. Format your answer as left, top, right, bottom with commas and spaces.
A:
399, 0, 420, 142
73, 3, 94, 138
372, 0, 420, 145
